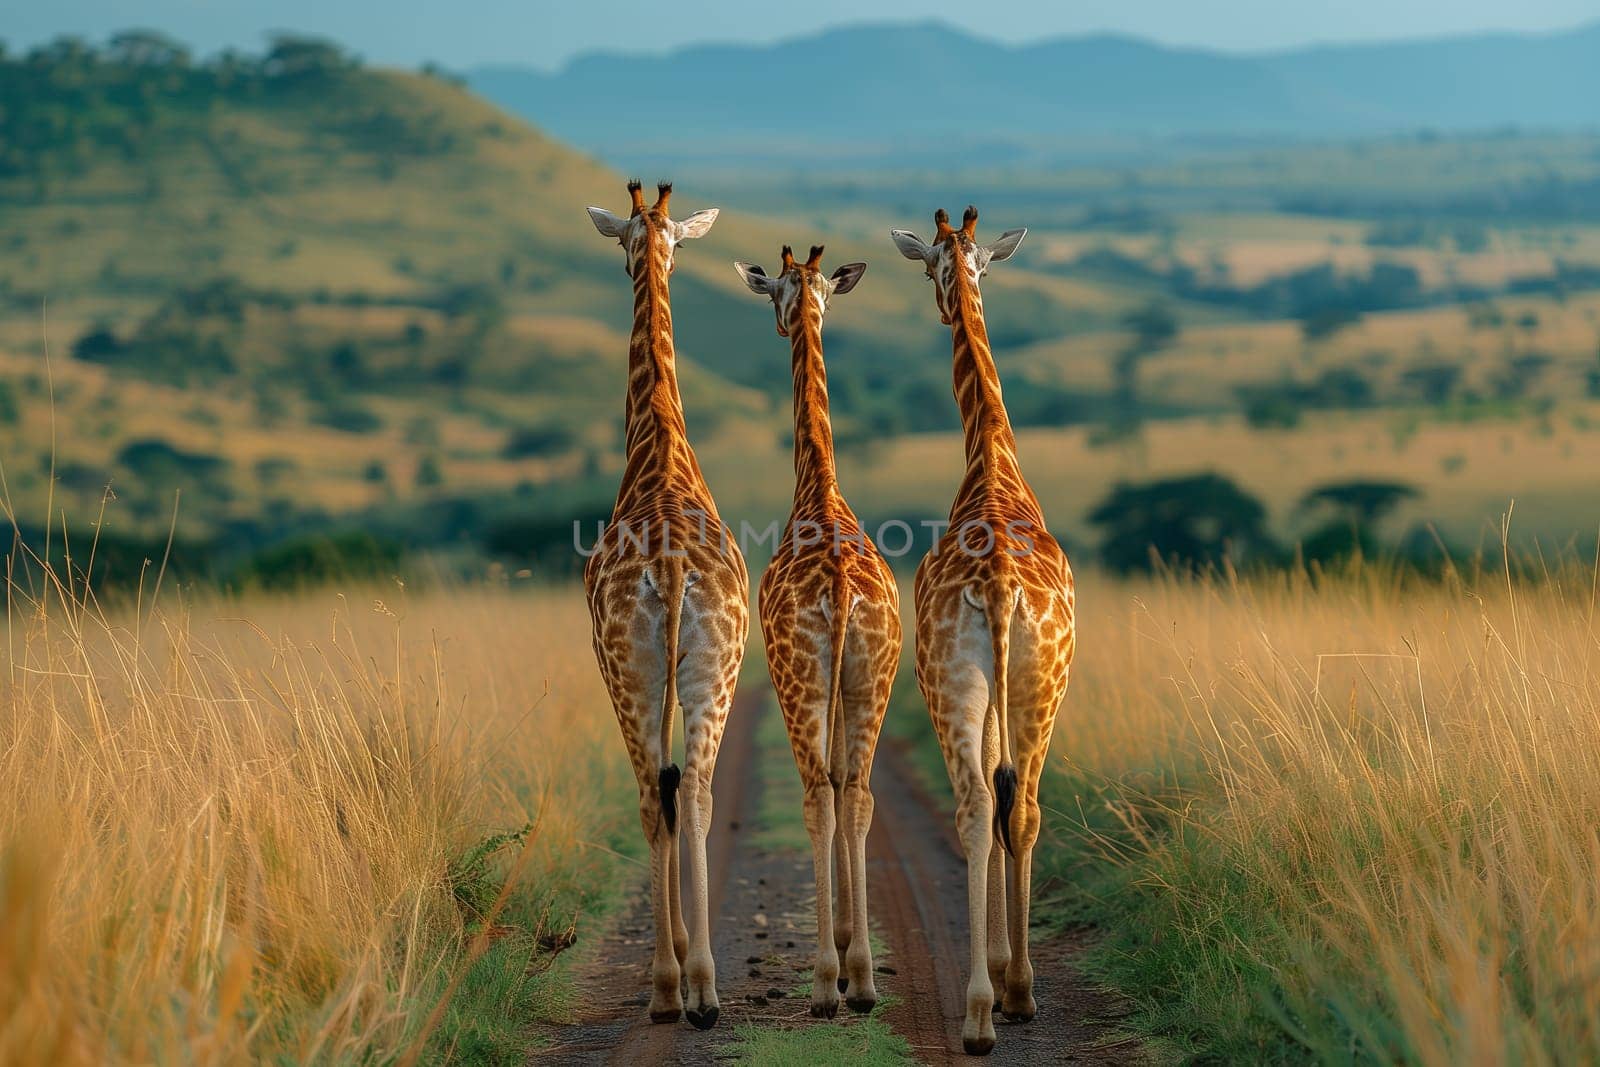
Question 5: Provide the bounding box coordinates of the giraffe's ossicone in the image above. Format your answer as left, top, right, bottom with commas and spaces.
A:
582, 180, 749, 1031
890, 206, 1077, 1057
734, 244, 901, 1020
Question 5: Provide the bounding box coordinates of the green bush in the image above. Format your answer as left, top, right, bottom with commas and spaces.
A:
502, 424, 576, 458
311, 399, 384, 434
231, 531, 402, 589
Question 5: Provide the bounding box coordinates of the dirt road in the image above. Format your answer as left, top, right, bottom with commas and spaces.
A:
531, 692, 1142, 1064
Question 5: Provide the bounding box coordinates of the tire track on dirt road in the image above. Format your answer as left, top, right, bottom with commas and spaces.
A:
531, 688, 805, 1066
532, 692, 1143, 1064
868, 739, 1146, 1063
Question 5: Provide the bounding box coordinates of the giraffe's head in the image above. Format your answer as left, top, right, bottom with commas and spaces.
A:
732, 244, 866, 338
889, 206, 1026, 325
586, 179, 719, 278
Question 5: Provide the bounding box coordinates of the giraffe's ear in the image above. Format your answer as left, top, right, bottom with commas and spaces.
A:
890, 229, 933, 262
733, 261, 775, 295
675, 208, 719, 241
586, 206, 628, 238
983, 228, 1027, 262
829, 262, 867, 295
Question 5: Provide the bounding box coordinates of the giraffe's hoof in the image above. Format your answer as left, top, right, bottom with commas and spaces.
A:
685, 1005, 719, 1031
846, 995, 877, 1014
962, 1034, 996, 1056
837, 977, 848, 994
809, 998, 839, 1019
1001, 992, 1037, 1022
649, 1009, 680, 1024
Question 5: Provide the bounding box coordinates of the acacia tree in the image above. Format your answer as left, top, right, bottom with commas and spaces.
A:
1297, 479, 1420, 562
1088, 472, 1274, 573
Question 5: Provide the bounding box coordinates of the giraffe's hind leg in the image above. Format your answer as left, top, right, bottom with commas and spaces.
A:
766, 602, 844, 1016
924, 669, 1000, 1056
951, 729, 999, 1055
668, 828, 688, 967
637, 782, 683, 1023
1001, 693, 1061, 1022
839, 771, 877, 1012
831, 796, 852, 969
803, 773, 842, 1017
677, 660, 739, 1030
983, 709, 1011, 1005
840, 617, 893, 1014
597, 637, 682, 1025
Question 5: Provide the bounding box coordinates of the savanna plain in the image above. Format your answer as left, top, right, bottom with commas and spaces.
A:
7, 548, 1599, 1063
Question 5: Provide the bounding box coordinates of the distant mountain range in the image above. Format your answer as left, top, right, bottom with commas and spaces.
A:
471, 20, 1600, 163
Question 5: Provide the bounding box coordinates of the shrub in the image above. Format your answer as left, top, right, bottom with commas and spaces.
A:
231, 531, 402, 589
116, 438, 229, 483
415, 455, 443, 487
1237, 385, 1303, 429
502, 425, 576, 459
72, 326, 125, 363
312, 400, 384, 434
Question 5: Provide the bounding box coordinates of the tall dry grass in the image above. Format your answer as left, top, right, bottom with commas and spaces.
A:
1051, 559, 1600, 1062
0, 572, 625, 1063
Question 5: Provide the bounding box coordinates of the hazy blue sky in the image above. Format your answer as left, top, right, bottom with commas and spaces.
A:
4, 0, 1595, 71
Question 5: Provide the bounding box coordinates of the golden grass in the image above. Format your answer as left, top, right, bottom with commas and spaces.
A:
5, 539, 1600, 1062
1051, 560, 1600, 1061
0, 574, 626, 1063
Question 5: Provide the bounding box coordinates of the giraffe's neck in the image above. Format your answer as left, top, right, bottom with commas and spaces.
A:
786, 294, 842, 518
946, 272, 1040, 522
613, 236, 703, 515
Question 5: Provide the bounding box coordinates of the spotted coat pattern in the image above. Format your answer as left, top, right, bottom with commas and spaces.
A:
737, 244, 901, 1018
583, 180, 749, 1031
893, 206, 1076, 1056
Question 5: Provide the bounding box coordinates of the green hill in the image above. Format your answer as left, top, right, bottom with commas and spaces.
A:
5, 33, 1600, 579
0, 36, 918, 565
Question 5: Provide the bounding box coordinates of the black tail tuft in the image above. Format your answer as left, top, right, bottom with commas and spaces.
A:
659, 764, 682, 835
993, 763, 1018, 857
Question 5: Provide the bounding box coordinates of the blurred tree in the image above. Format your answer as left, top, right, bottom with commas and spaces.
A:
107, 30, 191, 68
232, 531, 400, 590
503, 424, 576, 459
1301, 480, 1419, 527
1236, 384, 1303, 429
1106, 300, 1179, 439
415, 455, 443, 488
263, 35, 355, 82
1300, 305, 1362, 341
1122, 300, 1179, 350
1088, 473, 1273, 573
1400, 362, 1461, 405
1297, 479, 1420, 564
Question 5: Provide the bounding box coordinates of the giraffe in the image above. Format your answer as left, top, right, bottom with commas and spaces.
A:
583, 180, 750, 1030
733, 245, 900, 1019
889, 207, 1076, 1056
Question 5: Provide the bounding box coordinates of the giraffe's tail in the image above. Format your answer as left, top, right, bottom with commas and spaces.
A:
652, 557, 692, 836
967, 575, 1021, 856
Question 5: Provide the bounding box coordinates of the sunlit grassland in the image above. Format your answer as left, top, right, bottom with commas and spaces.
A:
1035, 216, 1600, 289
1016, 292, 1600, 406
696, 404, 1600, 555
1025, 561, 1600, 1061
0, 575, 635, 1063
